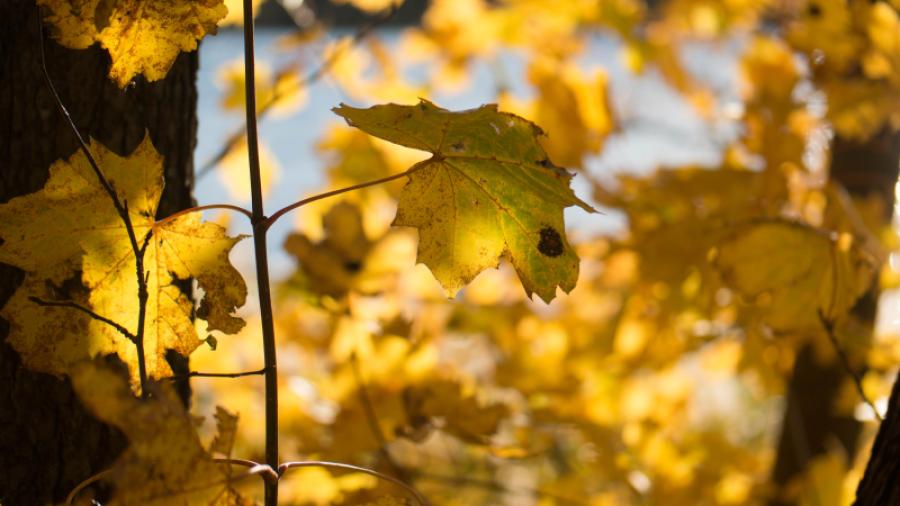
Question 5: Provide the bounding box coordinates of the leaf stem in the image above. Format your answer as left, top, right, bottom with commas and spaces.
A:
38, 12, 151, 397
29, 297, 136, 343
155, 203, 253, 228
264, 168, 416, 228
241, 1, 280, 504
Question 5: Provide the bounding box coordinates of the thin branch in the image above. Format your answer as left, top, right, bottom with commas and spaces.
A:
38, 12, 151, 396
412, 471, 590, 506
196, 5, 400, 179
351, 353, 408, 479
29, 297, 136, 342
65, 469, 111, 506
155, 204, 253, 228
168, 367, 268, 380
264, 167, 417, 228
818, 310, 884, 422
241, 1, 280, 504
214, 458, 280, 484
279, 460, 429, 506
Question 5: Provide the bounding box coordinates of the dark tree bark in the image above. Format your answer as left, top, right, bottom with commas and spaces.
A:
854, 371, 900, 505
770, 129, 900, 504
0, 1, 199, 504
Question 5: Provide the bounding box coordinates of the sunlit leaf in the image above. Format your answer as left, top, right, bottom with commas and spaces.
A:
0, 136, 247, 384
38, 0, 227, 87
334, 100, 595, 302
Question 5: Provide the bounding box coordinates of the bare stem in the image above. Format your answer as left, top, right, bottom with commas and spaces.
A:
240, 1, 280, 504
168, 367, 268, 380
265, 167, 417, 228
197, 5, 399, 179
155, 203, 253, 228
29, 297, 136, 342
819, 310, 883, 422
38, 12, 151, 396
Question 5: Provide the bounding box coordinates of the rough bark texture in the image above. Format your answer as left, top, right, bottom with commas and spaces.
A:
0, 2, 198, 504
854, 371, 900, 505
771, 129, 900, 504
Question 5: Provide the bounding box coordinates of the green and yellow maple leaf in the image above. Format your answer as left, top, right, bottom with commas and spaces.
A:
72, 362, 251, 505
38, 0, 227, 87
333, 100, 595, 302
715, 220, 877, 331
0, 135, 246, 383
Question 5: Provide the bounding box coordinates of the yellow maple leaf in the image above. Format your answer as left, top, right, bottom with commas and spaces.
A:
334, 100, 595, 302
71, 362, 250, 505
38, 0, 227, 87
715, 220, 877, 331
0, 135, 247, 384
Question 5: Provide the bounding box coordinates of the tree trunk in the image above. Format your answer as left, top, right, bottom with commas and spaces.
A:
770, 129, 900, 504
0, 1, 199, 504
854, 371, 900, 505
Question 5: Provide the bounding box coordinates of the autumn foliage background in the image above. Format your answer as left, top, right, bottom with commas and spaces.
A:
2, 0, 900, 505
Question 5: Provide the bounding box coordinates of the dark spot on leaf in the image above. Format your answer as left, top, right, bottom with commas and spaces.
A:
450, 141, 465, 153
537, 227, 564, 257
538, 158, 552, 168
808, 3, 821, 16
344, 260, 362, 273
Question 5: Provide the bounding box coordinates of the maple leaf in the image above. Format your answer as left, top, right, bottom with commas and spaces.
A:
71, 362, 251, 505
38, 0, 227, 87
715, 220, 877, 331
333, 100, 595, 302
0, 135, 246, 383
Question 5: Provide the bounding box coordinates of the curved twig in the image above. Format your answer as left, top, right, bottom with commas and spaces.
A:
155, 204, 253, 228
264, 167, 417, 228
65, 469, 112, 506
38, 11, 151, 396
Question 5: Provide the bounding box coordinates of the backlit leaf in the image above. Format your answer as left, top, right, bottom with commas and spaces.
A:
334, 100, 595, 302
38, 0, 227, 87
71, 362, 249, 505
0, 135, 247, 384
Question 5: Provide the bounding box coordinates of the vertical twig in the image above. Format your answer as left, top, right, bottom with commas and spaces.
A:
37, 11, 150, 396
241, 1, 280, 504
